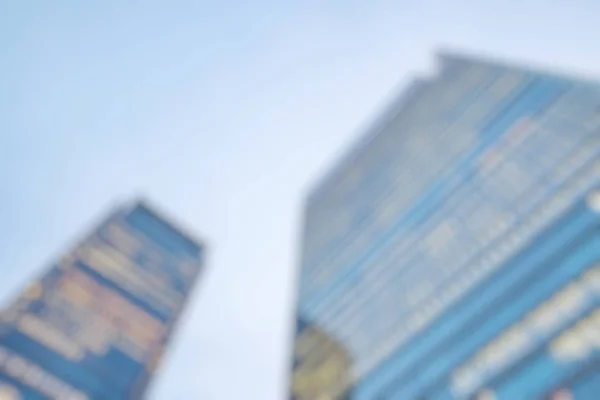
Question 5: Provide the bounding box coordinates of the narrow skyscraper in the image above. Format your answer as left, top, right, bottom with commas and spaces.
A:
291, 51, 600, 399
0, 201, 205, 399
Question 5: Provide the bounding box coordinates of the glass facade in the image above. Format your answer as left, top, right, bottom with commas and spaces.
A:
291, 51, 600, 399
0, 202, 205, 399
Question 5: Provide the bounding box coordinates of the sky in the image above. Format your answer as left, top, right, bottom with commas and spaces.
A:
1, 0, 599, 399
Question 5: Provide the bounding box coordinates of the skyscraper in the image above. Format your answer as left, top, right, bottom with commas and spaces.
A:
291, 51, 600, 399
0, 201, 205, 400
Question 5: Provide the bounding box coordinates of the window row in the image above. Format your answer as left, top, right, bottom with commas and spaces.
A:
17, 314, 84, 362
76, 243, 180, 317
452, 266, 600, 397
106, 222, 200, 281
0, 345, 88, 400
58, 269, 165, 339
550, 308, 600, 363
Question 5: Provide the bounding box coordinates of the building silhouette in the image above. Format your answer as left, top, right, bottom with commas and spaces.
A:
0, 201, 205, 399
291, 51, 600, 399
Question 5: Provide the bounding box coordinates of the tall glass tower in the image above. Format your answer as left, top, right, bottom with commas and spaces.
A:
290, 51, 600, 399
0, 201, 205, 400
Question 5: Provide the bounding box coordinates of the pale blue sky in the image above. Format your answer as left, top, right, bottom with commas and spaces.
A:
1, 1, 599, 399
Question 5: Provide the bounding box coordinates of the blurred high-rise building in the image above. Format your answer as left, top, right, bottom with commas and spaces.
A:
290, 51, 600, 399
0, 201, 205, 400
